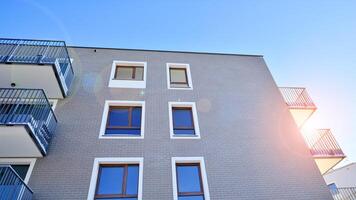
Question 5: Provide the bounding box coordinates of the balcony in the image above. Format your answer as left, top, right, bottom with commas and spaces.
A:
0, 88, 57, 157
279, 87, 317, 127
304, 129, 346, 174
0, 38, 74, 98
0, 165, 33, 200
330, 187, 356, 200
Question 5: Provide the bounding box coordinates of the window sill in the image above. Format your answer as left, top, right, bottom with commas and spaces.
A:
171, 135, 201, 139
99, 134, 144, 139
108, 79, 146, 89
168, 86, 193, 90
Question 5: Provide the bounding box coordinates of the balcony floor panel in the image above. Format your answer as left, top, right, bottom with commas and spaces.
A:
0, 63, 63, 98
0, 125, 43, 157
314, 157, 345, 175
289, 108, 315, 127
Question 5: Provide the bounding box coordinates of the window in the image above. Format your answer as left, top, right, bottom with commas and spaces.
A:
0, 158, 36, 184
106, 106, 142, 135
109, 61, 147, 88
169, 102, 200, 139
99, 101, 145, 139
87, 157, 143, 200
95, 164, 139, 199
172, 157, 210, 200
172, 107, 195, 135
115, 66, 144, 80
167, 63, 193, 90
328, 183, 338, 193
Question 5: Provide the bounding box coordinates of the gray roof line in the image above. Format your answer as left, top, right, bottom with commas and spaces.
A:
67, 45, 264, 57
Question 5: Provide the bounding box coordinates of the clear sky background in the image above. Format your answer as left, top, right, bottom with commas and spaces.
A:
1, 0, 355, 167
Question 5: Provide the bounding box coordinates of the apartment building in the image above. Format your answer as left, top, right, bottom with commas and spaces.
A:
0, 38, 341, 199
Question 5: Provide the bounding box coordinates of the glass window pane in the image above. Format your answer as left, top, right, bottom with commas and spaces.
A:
134, 67, 144, 80
131, 107, 142, 127
116, 67, 134, 80
178, 196, 204, 200
170, 69, 187, 83
95, 197, 137, 200
108, 108, 129, 127
174, 129, 195, 135
105, 128, 141, 135
177, 165, 202, 193
126, 165, 139, 195
96, 166, 124, 195
173, 109, 194, 128
10, 165, 30, 180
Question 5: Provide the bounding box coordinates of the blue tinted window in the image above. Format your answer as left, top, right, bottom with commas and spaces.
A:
108, 108, 129, 127
173, 109, 194, 128
126, 165, 139, 195
96, 166, 124, 195
95, 165, 140, 199
178, 196, 204, 200
131, 108, 142, 127
177, 165, 202, 193
105, 129, 141, 135
105, 106, 142, 135
328, 183, 338, 193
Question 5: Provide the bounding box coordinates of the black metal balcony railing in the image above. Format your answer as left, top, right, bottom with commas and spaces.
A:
279, 87, 316, 109
0, 88, 57, 155
330, 187, 356, 200
0, 38, 74, 96
0, 165, 33, 200
304, 129, 345, 158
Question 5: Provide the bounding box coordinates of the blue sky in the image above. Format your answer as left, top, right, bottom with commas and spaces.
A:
1, 0, 355, 166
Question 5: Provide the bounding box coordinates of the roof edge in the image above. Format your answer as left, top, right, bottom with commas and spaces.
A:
67, 45, 264, 57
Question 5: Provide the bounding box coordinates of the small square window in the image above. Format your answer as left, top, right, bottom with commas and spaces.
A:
170, 68, 188, 88
169, 102, 200, 139
95, 164, 139, 199
167, 63, 193, 90
99, 101, 145, 139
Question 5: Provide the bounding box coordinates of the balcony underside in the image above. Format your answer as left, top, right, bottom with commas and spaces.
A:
0, 63, 65, 99
314, 156, 345, 175
289, 108, 316, 127
0, 125, 43, 157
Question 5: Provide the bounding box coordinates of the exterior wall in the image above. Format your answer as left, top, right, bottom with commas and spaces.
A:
28, 47, 332, 199
324, 163, 356, 187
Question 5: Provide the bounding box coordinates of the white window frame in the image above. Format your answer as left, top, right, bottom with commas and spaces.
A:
168, 102, 200, 139
0, 158, 36, 184
109, 60, 147, 88
166, 63, 193, 90
87, 157, 144, 200
171, 157, 210, 200
99, 100, 145, 139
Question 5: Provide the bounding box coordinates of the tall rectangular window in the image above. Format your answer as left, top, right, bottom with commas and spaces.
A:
169, 102, 200, 139
172, 107, 195, 135
176, 163, 204, 200
106, 106, 142, 135
172, 157, 210, 200
95, 164, 139, 199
